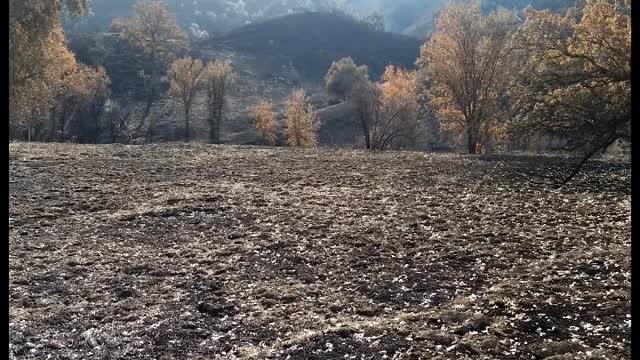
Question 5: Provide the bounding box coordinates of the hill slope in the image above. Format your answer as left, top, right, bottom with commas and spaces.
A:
212, 11, 421, 81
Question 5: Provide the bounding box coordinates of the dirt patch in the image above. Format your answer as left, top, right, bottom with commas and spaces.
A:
8, 144, 630, 359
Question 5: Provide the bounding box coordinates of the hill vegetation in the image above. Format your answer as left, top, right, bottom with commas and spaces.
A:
7, 1, 632, 358
214, 11, 420, 81
9, 0, 631, 184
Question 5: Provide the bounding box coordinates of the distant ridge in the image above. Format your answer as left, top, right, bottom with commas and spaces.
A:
212, 11, 421, 81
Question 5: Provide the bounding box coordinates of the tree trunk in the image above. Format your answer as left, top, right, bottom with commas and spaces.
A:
50, 105, 57, 141
467, 122, 478, 154
184, 109, 190, 142
209, 118, 216, 144
468, 131, 477, 154
359, 113, 371, 149
95, 113, 99, 144
110, 117, 115, 143
59, 105, 67, 142
216, 107, 222, 144
9, 24, 17, 131
142, 53, 157, 123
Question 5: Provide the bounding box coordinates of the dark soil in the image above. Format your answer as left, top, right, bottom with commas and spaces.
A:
8, 143, 631, 359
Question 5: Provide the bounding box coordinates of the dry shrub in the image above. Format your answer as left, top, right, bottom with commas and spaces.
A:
250, 99, 278, 145
285, 89, 319, 148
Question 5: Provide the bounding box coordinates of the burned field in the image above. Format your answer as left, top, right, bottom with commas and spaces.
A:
9, 144, 631, 359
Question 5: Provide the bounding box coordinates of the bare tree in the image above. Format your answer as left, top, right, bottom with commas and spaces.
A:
202, 60, 236, 143
104, 98, 149, 144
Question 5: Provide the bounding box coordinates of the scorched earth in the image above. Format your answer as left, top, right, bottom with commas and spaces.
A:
8, 143, 631, 359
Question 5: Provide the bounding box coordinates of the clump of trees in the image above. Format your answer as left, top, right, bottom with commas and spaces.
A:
166, 57, 236, 143
351, 65, 422, 150
9, 0, 90, 139
285, 89, 319, 148
324, 57, 370, 104
7, 0, 631, 184
111, 0, 187, 121
509, 0, 630, 182
250, 100, 278, 145
49, 64, 112, 142
413, 0, 629, 181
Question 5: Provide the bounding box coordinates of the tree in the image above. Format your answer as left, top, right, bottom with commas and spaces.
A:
167, 57, 205, 142
111, 0, 187, 122
250, 100, 278, 145
9, 0, 89, 136
352, 65, 421, 150
11, 23, 77, 140
324, 57, 370, 104
510, 0, 630, 184
417, 3, 517, 154
50, 64, 106, 141
203, 60, 236, 144
285, 89, 319, 148
85, 67, 112, 143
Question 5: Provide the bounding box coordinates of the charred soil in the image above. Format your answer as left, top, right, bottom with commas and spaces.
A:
8, 144, 631, 359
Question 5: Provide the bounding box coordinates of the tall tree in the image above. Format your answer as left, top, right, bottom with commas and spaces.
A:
417, 3, 516, 154
510, 0, 630, 183
111, 0, 187, 122
167, 57, 205, 142
9, 0, 90, 135
203, 60, 236, 144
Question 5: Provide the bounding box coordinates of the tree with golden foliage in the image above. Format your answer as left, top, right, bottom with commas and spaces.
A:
50, 64, 111, 142
250, 100, 278, 145
510, 0, 630, 184
352, 65, 421, 150
203, 60, 236, 143
111, 0, 187, 121
417, 3, 516, 154
167, 57, 205, 142
9, 0, 90, 136
285, 89, 319, 148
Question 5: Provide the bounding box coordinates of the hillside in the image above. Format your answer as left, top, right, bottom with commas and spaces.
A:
211, 11, 421, 81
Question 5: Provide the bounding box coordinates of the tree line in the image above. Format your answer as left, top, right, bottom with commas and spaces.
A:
318, 0, 629, 182
9, 0, 630, 177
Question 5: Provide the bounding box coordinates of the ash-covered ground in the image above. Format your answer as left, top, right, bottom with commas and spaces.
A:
8, 144, 631, 359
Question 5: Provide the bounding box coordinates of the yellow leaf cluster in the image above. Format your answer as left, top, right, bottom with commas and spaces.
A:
250, 100, 278, 145
112, 0, 187, 61
285, 89, 319, 148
